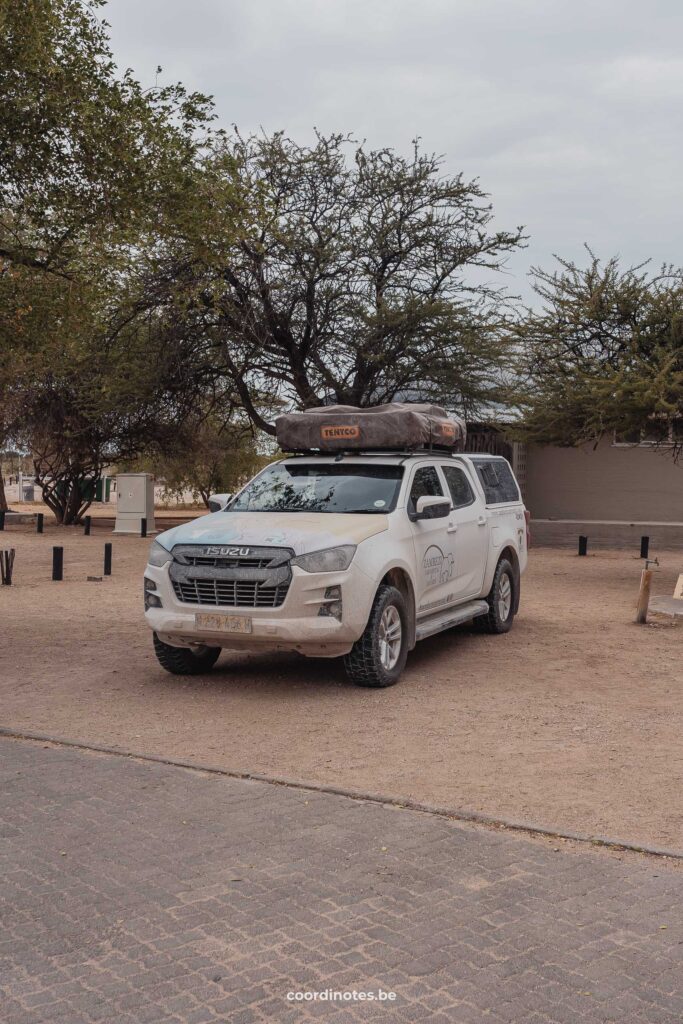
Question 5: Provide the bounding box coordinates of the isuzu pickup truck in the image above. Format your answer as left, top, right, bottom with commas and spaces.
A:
143, 444, 528, 688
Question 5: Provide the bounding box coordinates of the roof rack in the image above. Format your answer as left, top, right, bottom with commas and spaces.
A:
281, 447, 465, 458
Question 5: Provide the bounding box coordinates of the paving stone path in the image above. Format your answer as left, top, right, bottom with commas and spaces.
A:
2, 737, 683, 1023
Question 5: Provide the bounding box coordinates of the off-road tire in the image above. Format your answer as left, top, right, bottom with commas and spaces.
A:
476, 557, 516, 634
343, 585, 408, 688
153, 633, 221, 675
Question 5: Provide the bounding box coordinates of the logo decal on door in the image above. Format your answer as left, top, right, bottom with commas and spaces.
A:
422, 545, 455, 587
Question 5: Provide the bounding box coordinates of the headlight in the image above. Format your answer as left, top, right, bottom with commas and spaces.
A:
291, 544, 356, 573
148, 540, 172, 567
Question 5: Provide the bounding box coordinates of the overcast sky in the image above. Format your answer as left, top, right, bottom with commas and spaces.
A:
105, 0, 682, 303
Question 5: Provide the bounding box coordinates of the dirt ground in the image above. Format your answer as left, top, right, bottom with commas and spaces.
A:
1, 519, 682, 850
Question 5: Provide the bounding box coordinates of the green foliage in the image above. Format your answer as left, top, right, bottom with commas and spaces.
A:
513, 253, 683, 450
0, 0, 214, 275
0, 0, 222, 521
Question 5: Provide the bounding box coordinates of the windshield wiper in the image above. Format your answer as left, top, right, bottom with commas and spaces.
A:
244, 508, 312, 513
237, 506, 385, 514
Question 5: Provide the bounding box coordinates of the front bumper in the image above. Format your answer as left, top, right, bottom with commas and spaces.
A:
143, 560, 374, 658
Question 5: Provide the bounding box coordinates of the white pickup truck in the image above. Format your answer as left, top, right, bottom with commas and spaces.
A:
143, 451, 529, 687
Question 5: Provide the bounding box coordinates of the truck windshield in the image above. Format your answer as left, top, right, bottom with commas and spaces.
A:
231, 463, 404, 514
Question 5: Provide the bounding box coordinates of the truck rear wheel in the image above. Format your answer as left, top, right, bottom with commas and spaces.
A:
153, 633, 221, 675
343, 585, 408, 688
477, 557, 516, 634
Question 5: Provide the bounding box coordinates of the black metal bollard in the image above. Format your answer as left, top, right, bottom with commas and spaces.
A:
103, 542, 112, 576
52, 546, 64, 581
578, 535, 588, 556
36, 513, 44, 534
640, 535, 650, 559
140, 517, 147, 538
84, 515, 92, 536
0, 510, 5, 531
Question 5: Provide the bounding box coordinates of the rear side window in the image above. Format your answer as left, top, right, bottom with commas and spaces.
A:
441, 466, 475, 509
475, 460, 519, 504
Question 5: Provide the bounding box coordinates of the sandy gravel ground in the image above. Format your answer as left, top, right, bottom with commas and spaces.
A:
1, 519, 682, 849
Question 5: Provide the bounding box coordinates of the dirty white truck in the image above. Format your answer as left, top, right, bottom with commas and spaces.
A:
144, 403, 528, 687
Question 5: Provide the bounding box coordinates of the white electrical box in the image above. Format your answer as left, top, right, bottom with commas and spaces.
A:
113, 473, 157, 535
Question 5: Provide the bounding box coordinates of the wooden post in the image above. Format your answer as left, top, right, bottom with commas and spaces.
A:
36, 512, 44, 534
0, 549, 15, 585
84, 515, 92, 536
635, 567, 653, 624
640, 535, 649, 559
0, 510, 5, 531
140, 517, 147, 538
103, 542, 112, 576
578, 535, 588, 556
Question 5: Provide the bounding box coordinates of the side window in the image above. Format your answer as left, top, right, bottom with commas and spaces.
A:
409, 466, 443, 505
475, 460, 520, 504
442, 466, 475, 509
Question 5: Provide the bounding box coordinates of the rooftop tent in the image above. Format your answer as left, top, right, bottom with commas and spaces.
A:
275, 402, 466, 452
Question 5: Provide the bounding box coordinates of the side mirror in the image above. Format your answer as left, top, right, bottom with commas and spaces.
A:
208, 492, 233, 513
412, 495, 451, 521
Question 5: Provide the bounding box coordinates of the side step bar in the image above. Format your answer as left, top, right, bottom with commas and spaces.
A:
415, 599, 489, 642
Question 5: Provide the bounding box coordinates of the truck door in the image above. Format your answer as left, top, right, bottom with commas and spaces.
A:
440, 463, 489, 600
408, 465, 458, 616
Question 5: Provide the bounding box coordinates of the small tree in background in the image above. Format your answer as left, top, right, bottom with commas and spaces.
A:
513, 253, 683, 454
147, 413, 267, 508
3, 264, 213, 523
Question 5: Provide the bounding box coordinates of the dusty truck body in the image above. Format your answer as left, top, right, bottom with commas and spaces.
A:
143, 405, 528, 687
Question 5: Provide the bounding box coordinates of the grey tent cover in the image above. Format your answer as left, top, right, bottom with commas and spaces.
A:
275, 402, 466, 452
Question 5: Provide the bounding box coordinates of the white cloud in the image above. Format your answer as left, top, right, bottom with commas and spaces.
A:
103, 0, 683, 300
600, 55, 683, 98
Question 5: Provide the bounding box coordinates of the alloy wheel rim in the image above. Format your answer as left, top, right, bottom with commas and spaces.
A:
498, 573, 512, 621
379, 605, 402, 670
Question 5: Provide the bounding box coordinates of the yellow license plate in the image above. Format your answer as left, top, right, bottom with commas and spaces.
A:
195, 613, 252, 634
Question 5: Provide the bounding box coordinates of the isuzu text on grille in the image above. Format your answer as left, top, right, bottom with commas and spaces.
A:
204, 546, 252, 557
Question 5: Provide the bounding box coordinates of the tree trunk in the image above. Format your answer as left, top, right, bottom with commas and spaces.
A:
63, 480, 82, 525
35, 467, 95, 525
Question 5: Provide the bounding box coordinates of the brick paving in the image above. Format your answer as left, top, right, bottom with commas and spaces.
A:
2, 738, 683, 1023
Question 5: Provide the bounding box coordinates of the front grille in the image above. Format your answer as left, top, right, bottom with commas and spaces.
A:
172, 578, 288, 608
169, 544, 293, 609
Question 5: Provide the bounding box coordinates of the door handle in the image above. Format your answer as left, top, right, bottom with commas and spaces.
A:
477, 515, 487, 526
446, 523, 458, 533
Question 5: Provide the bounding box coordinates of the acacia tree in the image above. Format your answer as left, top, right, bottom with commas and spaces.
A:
514, 253, 683, 451
142, 132, 525, 432
14, 313, 212, 524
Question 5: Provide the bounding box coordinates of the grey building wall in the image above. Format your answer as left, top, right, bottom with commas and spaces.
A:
525, 439, 683, 523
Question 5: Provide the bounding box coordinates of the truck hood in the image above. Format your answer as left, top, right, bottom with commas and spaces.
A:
156, 510, 388, 556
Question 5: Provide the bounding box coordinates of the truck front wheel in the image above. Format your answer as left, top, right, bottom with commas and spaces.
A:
153, 633, 221, 675
343, 585, 408, 688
